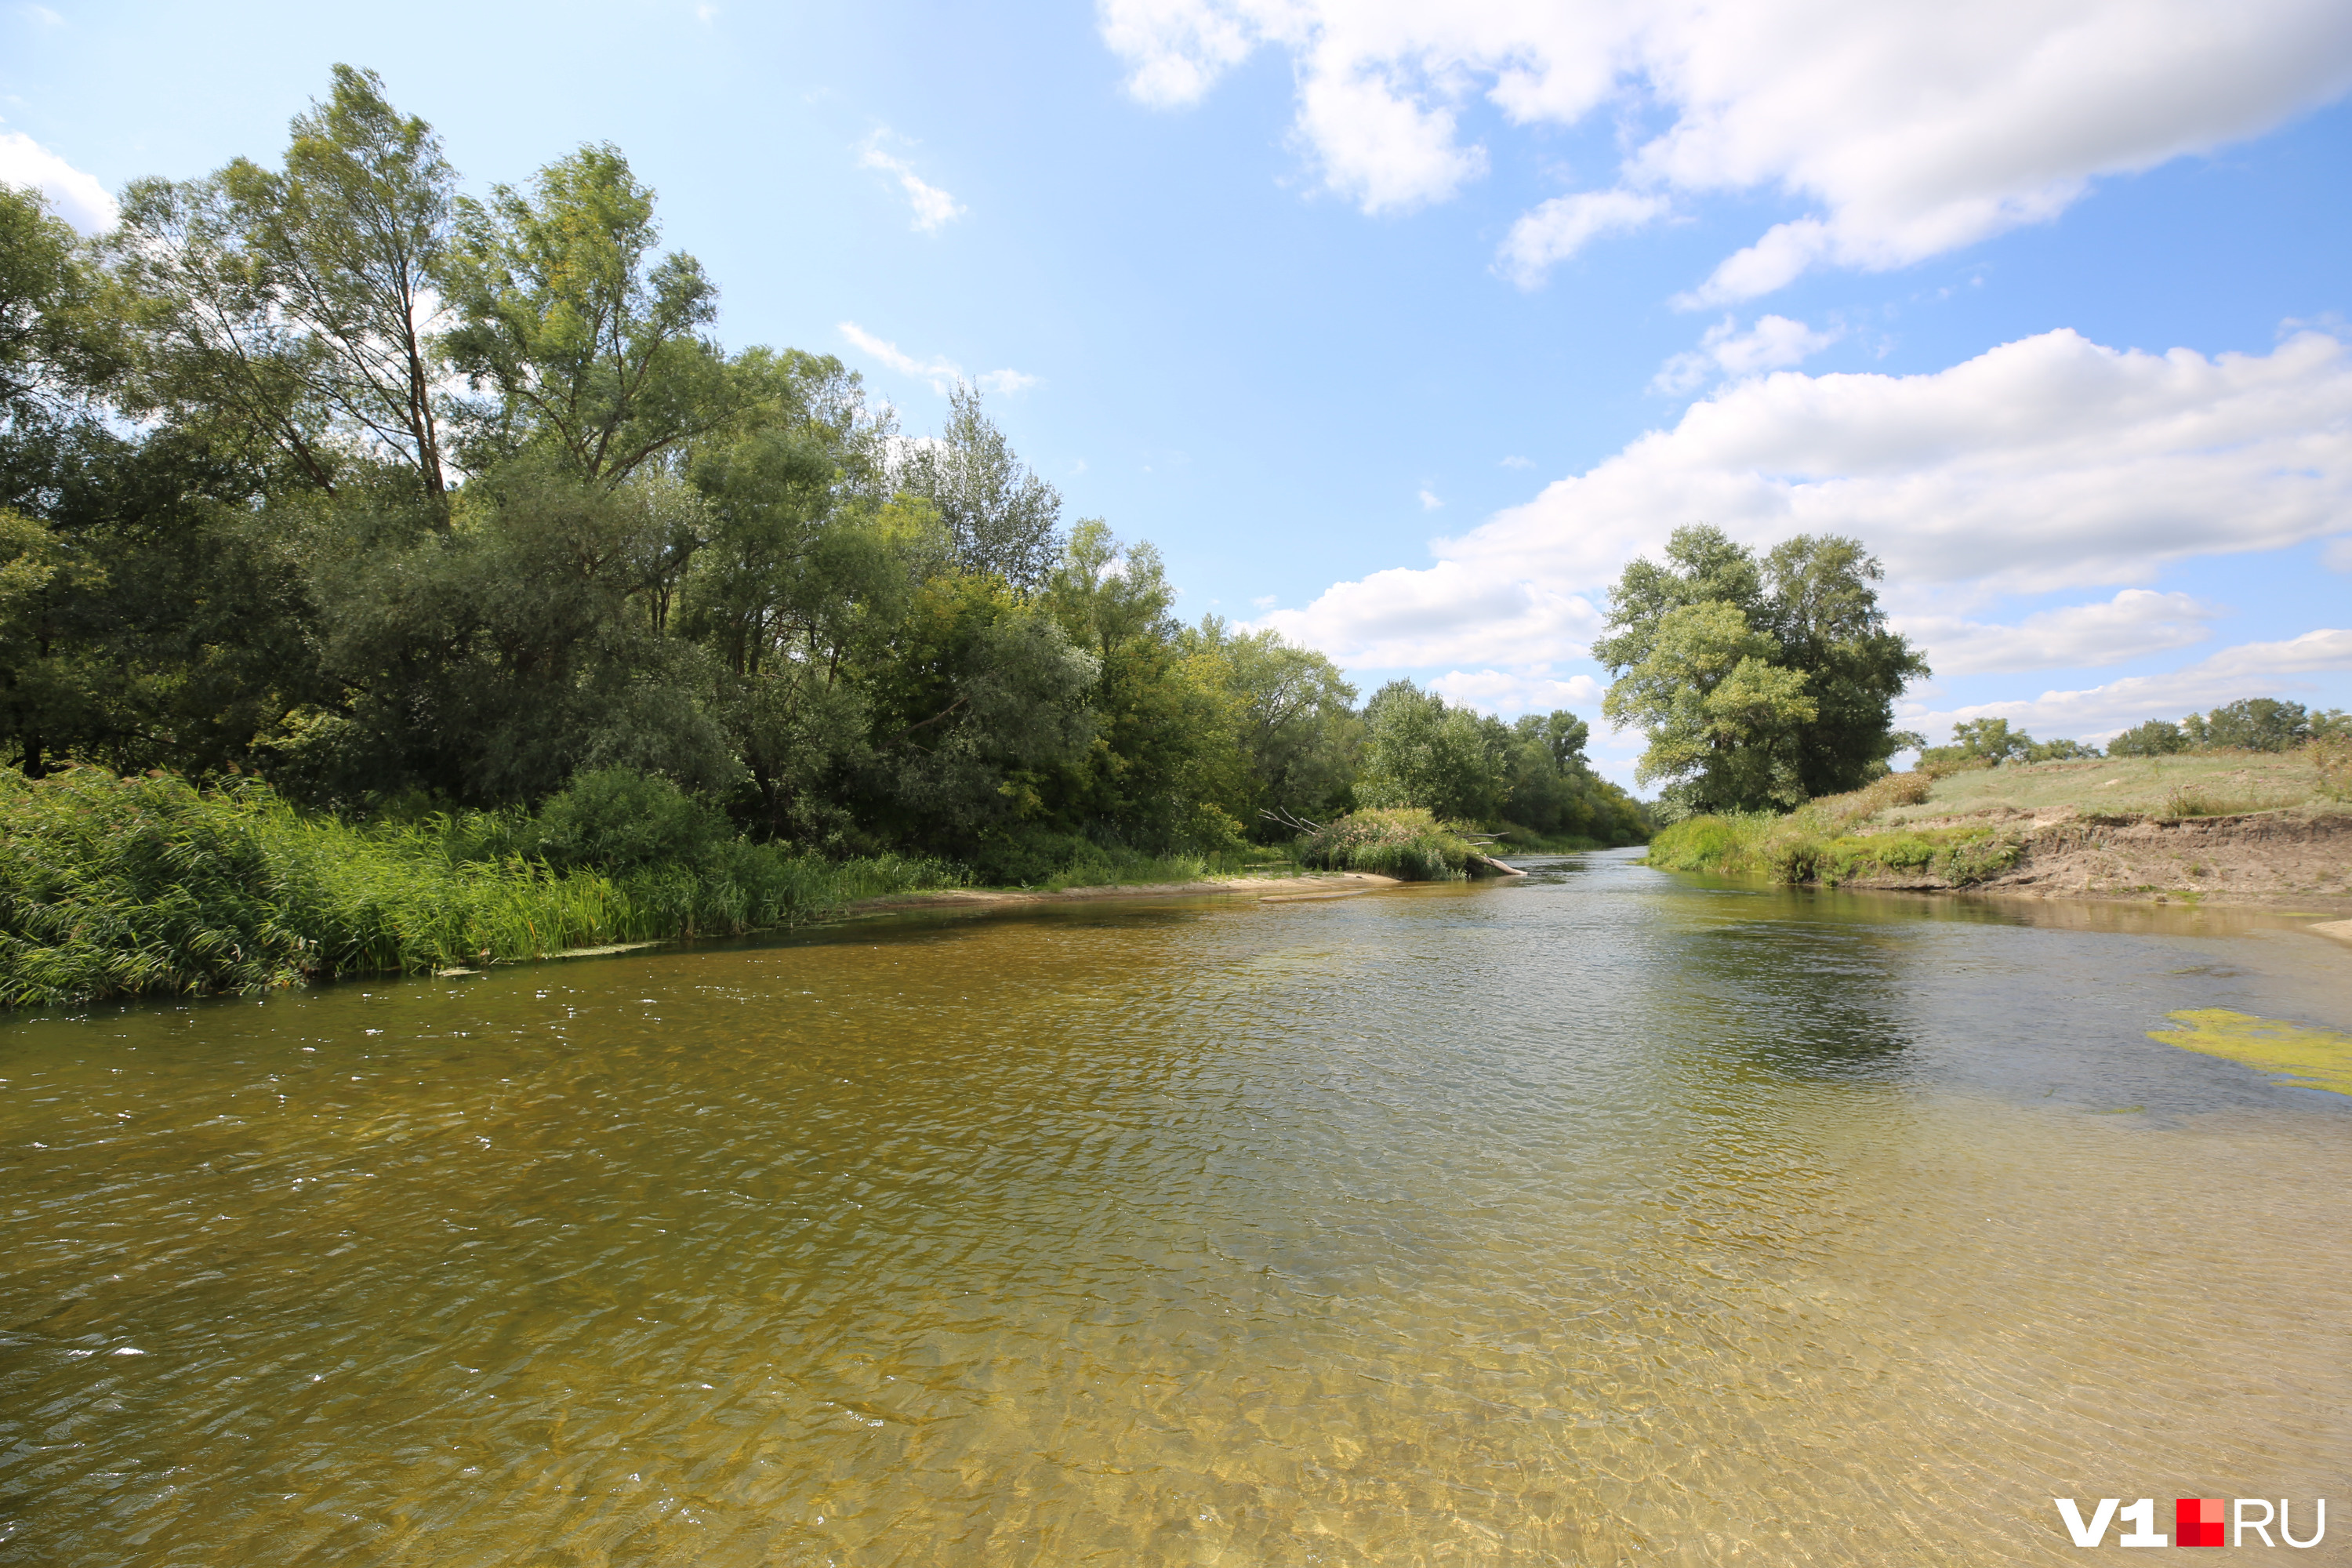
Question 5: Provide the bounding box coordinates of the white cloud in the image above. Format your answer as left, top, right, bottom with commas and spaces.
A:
0, 130, 116, 233
1652, 314, 1841, 394
1268, 326, 2352, 675
1499, 455, 1532, 469
1255, 558, 1599, 670
1417, 488, 1443, 510
1427, 666, 1602, 717
1498, 190, 1669, 287
840, 325, 1037, 399
1900, 590, 2222, 677
1100, 0, 2352, 296
23, 5, 64, 25
838, 321, 961, 391
857, 133, 965, 234
1911, 630, 2352, 742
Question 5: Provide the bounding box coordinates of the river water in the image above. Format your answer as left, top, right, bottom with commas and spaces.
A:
4, 851, 2349, 1566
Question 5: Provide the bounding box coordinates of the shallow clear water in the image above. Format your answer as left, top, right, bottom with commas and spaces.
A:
4, 851, 2349, 1566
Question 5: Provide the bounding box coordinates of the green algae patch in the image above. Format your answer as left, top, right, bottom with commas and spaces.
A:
2147, 1009, 2352, 1096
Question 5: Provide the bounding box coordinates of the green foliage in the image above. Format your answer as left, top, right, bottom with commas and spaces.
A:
2183, 698, 2310, 753
1357, 681, 1508, 822
1645, 768, 2025, 887
1916, 718, 2098, 768
893, 383, 1062, 590
109, 66, 455, 503
1648, 797, 2022, 889
1181, 615, 1359, 832
1595, 524, 1926, 814
441, 143, 728, 485
1294, 808, 1476, 881
0, 766, 955, 1007
2107, 717, 2190, 757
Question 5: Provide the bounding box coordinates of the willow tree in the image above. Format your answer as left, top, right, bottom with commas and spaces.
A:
440, 144, 731, 486
111, 65, 456, 505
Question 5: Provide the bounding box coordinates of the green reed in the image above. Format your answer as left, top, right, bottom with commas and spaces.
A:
0, 768, 957, 1007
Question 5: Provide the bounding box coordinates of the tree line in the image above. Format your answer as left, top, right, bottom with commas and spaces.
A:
0, 66, 1643, 880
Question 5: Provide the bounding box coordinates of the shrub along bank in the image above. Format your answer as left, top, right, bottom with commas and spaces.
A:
0, 767, 955, 1007
1293, 808, 1484, 881
1646, 771, 2028, 888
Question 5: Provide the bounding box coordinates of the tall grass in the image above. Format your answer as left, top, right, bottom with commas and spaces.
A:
1294, 808, 1477, 881
0, 767, 956, 1008
1646, 771, 2024, 887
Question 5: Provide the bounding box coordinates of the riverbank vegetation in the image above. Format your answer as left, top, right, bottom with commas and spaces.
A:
0, 765, 958, 1007
0, 66, 1644, 1004
1649, 744, 2350, 890
1591, 524, 2348, 889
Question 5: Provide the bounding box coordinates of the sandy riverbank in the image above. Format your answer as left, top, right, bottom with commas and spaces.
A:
1836, 807, 2352, 910
845, 870, 1407, 916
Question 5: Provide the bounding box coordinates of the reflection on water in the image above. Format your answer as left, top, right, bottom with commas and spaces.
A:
3, 851, 2348, 1565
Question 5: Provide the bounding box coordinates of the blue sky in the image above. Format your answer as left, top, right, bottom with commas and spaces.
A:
5, 0, 2350, 783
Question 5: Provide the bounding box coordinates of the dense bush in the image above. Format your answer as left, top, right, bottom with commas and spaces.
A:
1645, 770, 2019, 887
0, 767, 954, 1007
1294, 808, 1478, 881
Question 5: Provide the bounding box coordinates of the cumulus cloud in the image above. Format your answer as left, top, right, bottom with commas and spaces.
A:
1427, 666, 1602, 717
857, 133, 965, 234
0, 131, 116, 233
1417, 488, 1443, 510
1265, 326, 2352, 676
839, 322, 1033, 397
1652, 314, 1841, 394
1098, 0, 2352, 296
1900, 590, 2223, 676
1255, 559, 1598, 670
1911, 630, 2352, 742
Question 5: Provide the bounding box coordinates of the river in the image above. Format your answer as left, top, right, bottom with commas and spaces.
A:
4, 850, 2349, 1565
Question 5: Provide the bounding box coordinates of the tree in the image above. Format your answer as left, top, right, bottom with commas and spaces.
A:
1599, 596, 1817, 813
2185, 698, 2309, 752
0, 182, 113, 436
1356, 681, 1509, 823
1759, 534, 1930, 797
679, 354, 909, 839
1037, 521, 1244, 852
1935, 717, 2034, 766
893, 383, 1062, 590
441, 143, 730, 486
1181, 615, 1359, 830
111, 66, 456, 504
1594, 524, 1925, 815
2108, 717, 2189, 757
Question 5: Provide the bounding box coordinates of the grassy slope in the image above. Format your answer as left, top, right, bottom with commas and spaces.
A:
1876, 752, 2339, 824
1648, 749, 2348, 890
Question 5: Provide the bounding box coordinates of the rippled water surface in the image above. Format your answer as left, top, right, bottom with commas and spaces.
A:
5, 852, 2350, 1565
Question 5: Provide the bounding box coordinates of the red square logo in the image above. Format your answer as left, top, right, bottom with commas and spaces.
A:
2177, 1497, 2225, 1547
